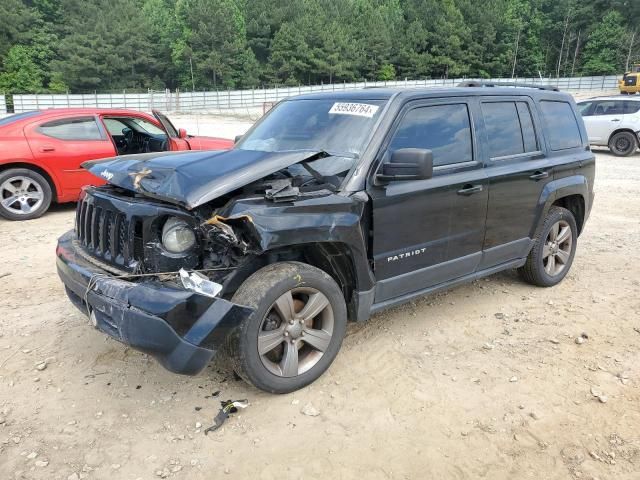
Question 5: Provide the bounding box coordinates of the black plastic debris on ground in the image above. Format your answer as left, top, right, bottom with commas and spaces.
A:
204, 399, 249, 435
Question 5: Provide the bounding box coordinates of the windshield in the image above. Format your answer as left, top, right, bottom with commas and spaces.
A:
237, 98, 385, 173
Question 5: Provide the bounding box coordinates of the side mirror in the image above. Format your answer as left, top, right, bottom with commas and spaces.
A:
178, 128, 188, 139
234, 134, 243, 144
377, 148, 433, 182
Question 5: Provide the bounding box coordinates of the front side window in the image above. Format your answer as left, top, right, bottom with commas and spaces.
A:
388, 103, 473, 167
38, 117, 102, 140
103, 118, 129, 136
482, 101, 539, 158
539, 101, 582, 151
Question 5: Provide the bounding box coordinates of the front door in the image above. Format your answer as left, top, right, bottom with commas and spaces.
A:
153, 110, 190, 151
368, 100, 488, 303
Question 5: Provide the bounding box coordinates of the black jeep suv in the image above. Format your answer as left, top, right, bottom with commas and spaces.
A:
56, 84, 595, 393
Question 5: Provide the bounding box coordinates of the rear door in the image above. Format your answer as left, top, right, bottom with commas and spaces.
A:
368, 99, 488, 303
479, 97, 552, 268
581, 100, 625, 145
25, 116, 115, 197
152, 110, 190, 151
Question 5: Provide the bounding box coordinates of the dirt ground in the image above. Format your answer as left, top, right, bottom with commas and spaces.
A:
1, 145, 640, 479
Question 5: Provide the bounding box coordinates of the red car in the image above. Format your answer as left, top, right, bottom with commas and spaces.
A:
0, 109, 233, 220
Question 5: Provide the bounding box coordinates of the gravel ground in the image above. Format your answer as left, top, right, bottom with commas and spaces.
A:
1, 141, 639, 478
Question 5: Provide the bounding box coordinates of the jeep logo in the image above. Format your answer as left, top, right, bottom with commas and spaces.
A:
100, 169, 114, 181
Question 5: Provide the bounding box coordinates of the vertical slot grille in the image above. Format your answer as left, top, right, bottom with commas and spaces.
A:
75, 194, 137, 269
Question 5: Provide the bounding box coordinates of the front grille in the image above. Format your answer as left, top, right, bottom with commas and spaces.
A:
75, 193, 139, 269
625, 76, 637, 86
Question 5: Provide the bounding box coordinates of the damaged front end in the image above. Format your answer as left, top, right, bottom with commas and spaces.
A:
57, 146, 374, 375
56, 185, 260, 375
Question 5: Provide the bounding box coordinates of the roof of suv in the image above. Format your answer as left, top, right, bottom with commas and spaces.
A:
291, 86, 572, 102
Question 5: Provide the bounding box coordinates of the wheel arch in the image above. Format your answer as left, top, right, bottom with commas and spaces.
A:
223, 241, 363, 321
533, 175, 591, 239
0, 161, 59, 202
552, 194, 585, 234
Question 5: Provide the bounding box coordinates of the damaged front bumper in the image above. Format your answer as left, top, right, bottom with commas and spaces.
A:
56, 230, 253, 375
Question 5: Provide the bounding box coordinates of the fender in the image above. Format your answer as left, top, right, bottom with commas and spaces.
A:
531, 174, 589, 238
209, 192, 376, 293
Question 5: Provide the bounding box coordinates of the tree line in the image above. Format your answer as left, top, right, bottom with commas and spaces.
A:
0, 0, 638, 94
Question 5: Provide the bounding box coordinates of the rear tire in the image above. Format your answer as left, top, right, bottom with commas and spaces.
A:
226, 261, 347, 393
608, 131, 637, 156
0, 168, 52, 220
519, 206, 577, 287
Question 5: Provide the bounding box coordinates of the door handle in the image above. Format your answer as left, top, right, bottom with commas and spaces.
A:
457, 184, 483, 195
529, 170, 550, 181
39, 146, 55, 152
611, 118, 621, 122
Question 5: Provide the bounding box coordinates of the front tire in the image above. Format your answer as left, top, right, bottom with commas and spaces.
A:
0, 168, 52, 220
608, 131, 638, 157
519, 206, 578, 287
227, 262, 347, 393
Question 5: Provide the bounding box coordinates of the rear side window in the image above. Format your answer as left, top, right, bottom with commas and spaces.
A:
482, 101, 538, 158
388, 103, 473, 167
38, 117, 102, 140
539, 101, 582, 151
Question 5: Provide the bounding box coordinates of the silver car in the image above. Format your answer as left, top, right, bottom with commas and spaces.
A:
577, 96, 640, 156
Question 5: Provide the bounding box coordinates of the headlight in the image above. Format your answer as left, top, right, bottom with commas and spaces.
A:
162, 217, 196, 253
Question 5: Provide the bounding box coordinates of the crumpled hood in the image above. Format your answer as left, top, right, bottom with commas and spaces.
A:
82, 149, 322, 209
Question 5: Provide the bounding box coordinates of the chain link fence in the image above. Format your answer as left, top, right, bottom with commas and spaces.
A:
4, 75, 622, 114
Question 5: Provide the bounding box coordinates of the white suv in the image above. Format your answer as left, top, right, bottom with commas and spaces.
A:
577, 96, 640, 156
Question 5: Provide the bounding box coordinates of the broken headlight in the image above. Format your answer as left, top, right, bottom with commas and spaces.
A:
161, 217, 196, 253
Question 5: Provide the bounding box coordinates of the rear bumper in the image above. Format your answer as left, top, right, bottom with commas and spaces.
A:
56, 230, 252, 375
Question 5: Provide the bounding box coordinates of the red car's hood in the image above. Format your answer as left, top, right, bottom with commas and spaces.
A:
185, 135, 233, 150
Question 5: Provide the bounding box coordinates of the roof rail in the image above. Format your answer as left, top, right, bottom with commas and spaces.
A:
457, 81, 559, 92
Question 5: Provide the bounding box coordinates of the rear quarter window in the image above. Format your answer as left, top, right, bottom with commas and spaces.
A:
623, 101, 640, 114
539, 101, 582, 151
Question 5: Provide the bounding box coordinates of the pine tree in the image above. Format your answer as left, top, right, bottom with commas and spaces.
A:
581, 10, 627, 75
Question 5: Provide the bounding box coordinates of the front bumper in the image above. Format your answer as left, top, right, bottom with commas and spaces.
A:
56, 230, 253, 375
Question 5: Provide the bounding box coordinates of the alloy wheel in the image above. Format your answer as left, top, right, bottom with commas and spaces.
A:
542, 219, 573, 276
258, 287, 334, 377
0, 176, 44, 216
